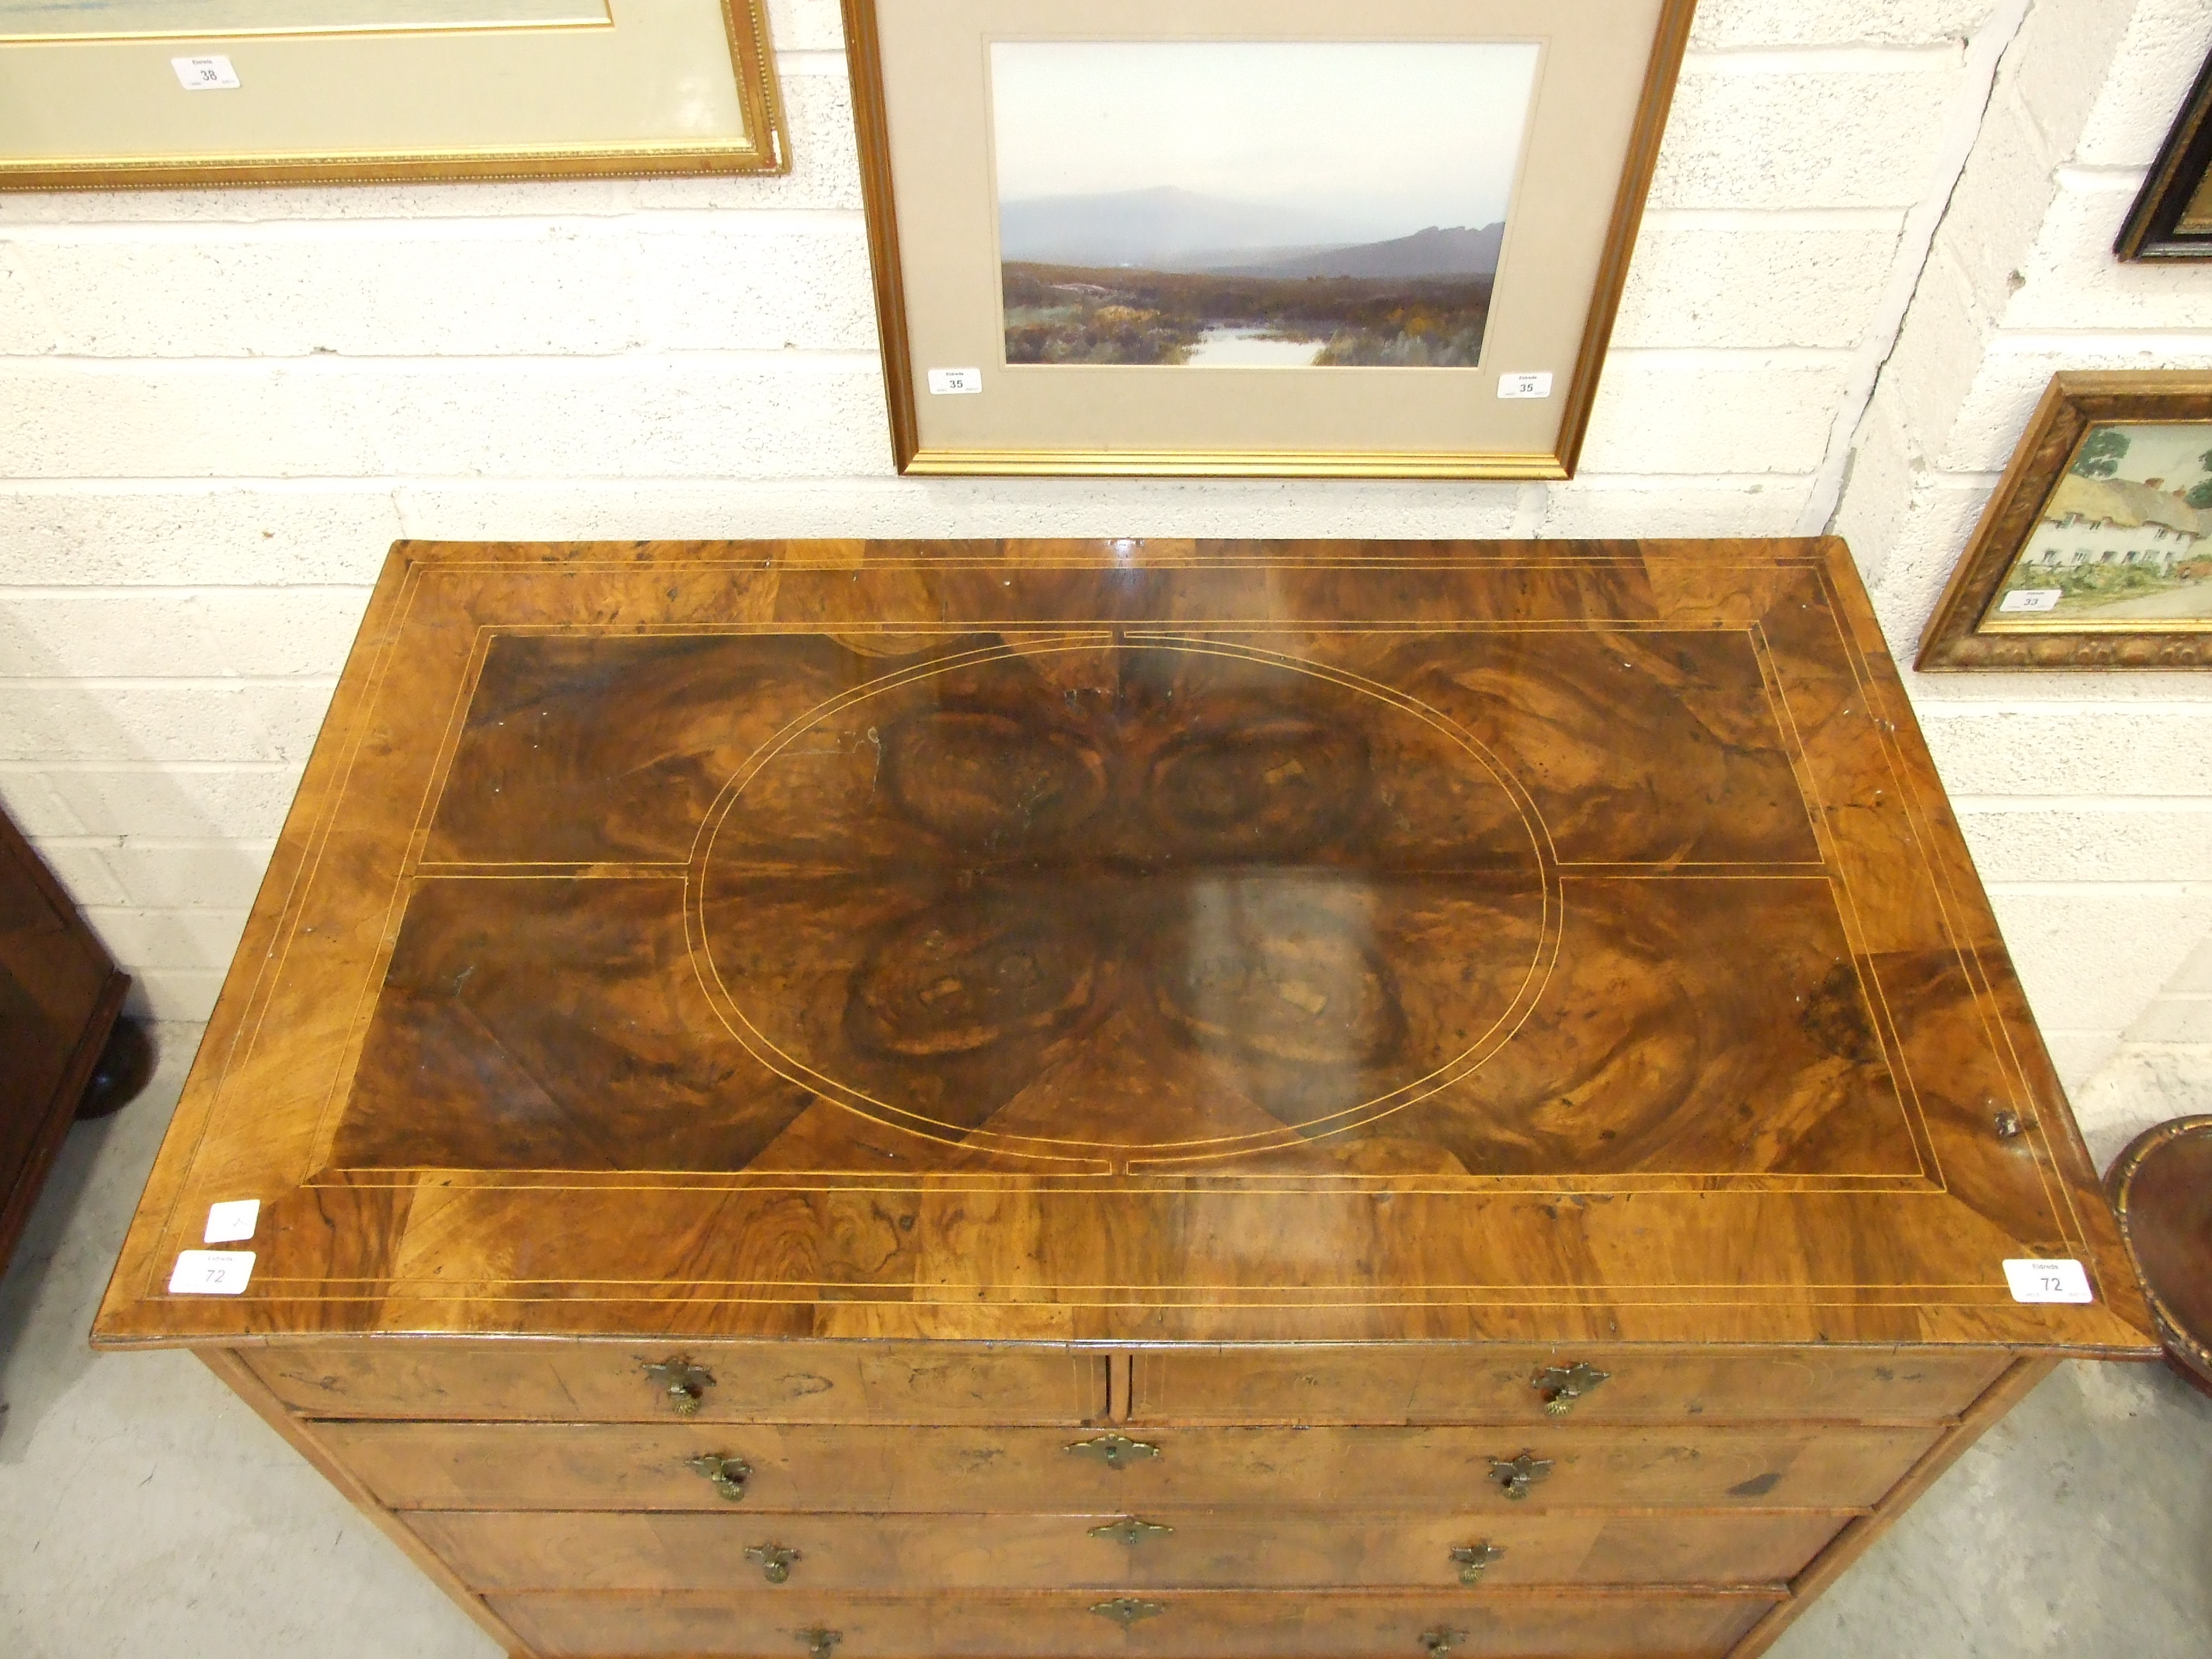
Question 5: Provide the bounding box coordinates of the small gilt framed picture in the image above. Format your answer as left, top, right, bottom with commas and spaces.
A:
841, 0, 1695, 478
1918, 371, 2212, 670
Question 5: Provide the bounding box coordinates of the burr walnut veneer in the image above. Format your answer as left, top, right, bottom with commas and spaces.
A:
93, 540, 2155, 1658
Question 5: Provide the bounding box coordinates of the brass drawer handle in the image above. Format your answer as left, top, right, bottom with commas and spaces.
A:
1531, 1361, 1609, 1416
645, 1355, 715, 1415
1091, 1598, 1165, 1627
1449, 1542, 1505, 1585
1420, 1626, 1469, 1658
1487, 1451, 1553, 1501
685, 1452, 751, 1501
746, 1542, 801, 1584
1066, 1431, 1160, 1469
1090, 1516, 1174, 1548
795, 1627, 840, 1659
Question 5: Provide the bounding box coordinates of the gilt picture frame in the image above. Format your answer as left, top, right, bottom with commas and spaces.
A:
2115, 45, 2212, 260
842, 0, 1696, 478
0, 0, 788, 189
1917, 372, 2212, 671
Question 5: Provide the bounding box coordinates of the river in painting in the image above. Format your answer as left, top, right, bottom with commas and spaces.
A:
991, 40, 1539, 370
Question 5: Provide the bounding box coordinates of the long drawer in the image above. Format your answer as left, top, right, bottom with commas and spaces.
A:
490, 1589, 1779, 1658
412, 1508, 1849, 1593
1130, 1347, 2006, 1424
243, 1341, 2005, 1428
242, 1341, 1101, 1424
323, 1421, 1939, 1513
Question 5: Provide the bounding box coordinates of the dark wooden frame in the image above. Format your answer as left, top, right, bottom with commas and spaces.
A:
2116, 47, 2212, 260
1915, 370, 2212, 670
840, 0, 1696, 478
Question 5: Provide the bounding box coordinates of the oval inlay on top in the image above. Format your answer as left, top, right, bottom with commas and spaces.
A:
690, 636, 1556, 1160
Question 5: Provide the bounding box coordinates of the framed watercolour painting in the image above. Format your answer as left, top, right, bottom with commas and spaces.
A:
2116, 46, 2212, 259
843, 0, 1696, 477
1918, 372, 2212, 670
0, 0, 787, 189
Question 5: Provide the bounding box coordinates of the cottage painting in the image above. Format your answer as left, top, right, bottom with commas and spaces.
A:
988, 40, 1542, 368
1991, 420, 2212, 626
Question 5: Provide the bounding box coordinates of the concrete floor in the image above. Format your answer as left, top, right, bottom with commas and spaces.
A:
2, 1033, 2207, 1658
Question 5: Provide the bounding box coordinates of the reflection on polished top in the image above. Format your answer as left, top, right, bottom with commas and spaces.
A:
92, 540, 2155, 1351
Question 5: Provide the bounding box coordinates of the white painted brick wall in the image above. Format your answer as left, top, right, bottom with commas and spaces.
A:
1831, 0, 2212, 1122
1652, 56, 1968, 210
0, 0, 2186, 1063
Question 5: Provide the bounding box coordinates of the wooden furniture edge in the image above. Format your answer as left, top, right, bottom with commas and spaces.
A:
1722, 1354, 2061, 1658
2105, 1114, 2212, 1390
197, 1345, 537, 1657
90, 542, 425, 1345
0, 965, 127, 1274
1816, 534, 2159, 1346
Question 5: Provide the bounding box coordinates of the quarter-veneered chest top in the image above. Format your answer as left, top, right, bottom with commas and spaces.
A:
92, 539, 2154, 1355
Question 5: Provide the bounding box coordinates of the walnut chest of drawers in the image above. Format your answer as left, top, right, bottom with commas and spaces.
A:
95, 538, 2157, 1659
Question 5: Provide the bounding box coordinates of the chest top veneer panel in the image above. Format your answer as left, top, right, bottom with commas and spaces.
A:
91, 539, 2153, 1352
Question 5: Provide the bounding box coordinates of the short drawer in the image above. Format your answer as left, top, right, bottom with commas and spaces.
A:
1129, 1346, 2008, 1424
243, 1341, 1100, 1424
412, 1508, 1848, 1594
324, 1421, 1939, 1514
491, 1589, 1778, 1658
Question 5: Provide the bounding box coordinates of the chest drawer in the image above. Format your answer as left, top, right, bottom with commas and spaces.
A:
1130, 1346, 2006, 1424
490, 1589, 1776, 1658
244, 1341, 1100, 1424
325, 1421, 1938, 1514
412, 1508, 1848, 1595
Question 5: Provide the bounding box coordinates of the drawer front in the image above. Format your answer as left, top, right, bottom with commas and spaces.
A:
326, 1421, 1938, 1513
413, 1508, 1847, 1594
491, 1589, 1776, 1658
1131, 1347, 2007, 1425
246, 1341, 1099, 1424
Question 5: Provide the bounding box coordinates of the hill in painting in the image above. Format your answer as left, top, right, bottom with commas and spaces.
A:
1219, 223, 1504, 280
997, 186, 1363, 271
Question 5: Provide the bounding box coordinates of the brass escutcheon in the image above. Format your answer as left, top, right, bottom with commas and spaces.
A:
746, 1542, 801, 1584
1487, 1451, 1553, 1501
1090, 1598, 1166, 1628
1531, 1361, 1610, 1416
1420, 1626, 1469, 1658
645, 1355, 715, 1415
685, 1452, 751, 1501
795, 1628, 840, 1659
1065, 1431, 1161, 1469
1090, 1516, 1174, 1548
1449, 1543, 1506, 1586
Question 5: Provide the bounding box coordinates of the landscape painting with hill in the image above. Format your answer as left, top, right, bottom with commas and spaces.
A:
989, 40, 1540, 369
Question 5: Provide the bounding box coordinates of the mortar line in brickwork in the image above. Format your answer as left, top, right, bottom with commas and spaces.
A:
1949, 797, 2212, 811
1799, 0, 2035, 537
1678, 44, 1966, 75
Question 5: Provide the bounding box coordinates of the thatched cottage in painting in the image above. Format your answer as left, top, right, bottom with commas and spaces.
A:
2025, 476, 2212, 574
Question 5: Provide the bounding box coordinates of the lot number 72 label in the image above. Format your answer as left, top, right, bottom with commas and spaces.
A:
2002, 1258, 2092, 1303
169, 1250, 255, 1294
